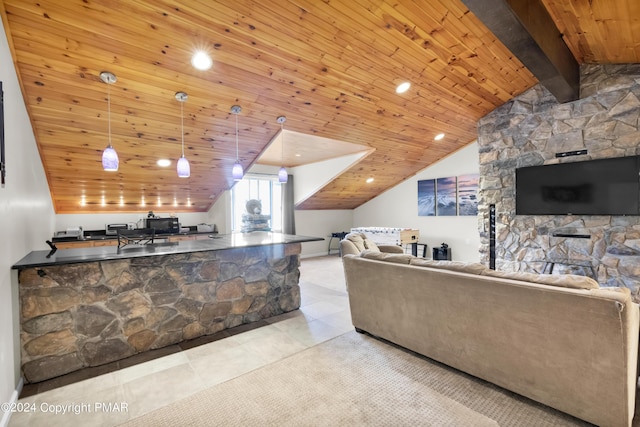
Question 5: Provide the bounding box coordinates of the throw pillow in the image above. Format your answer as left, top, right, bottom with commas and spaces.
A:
346, 233, 367, 252
363, 237, 380, 252
361, 249, 413, 264
409, 258, 488, 275
480, 269, 599, 290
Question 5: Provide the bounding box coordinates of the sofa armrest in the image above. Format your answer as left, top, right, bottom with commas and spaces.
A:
379, 245, 404, 254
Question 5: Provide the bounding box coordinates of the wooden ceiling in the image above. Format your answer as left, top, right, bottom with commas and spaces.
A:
541, 0, 640, 64
0, 0, 636, 213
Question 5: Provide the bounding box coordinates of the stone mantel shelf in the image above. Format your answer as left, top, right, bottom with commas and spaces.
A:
13, 232, 323, 270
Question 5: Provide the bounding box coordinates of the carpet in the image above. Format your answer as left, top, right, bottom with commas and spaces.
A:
121, 331, 590, 426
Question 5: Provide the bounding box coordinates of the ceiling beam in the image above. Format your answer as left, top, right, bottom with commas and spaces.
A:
462, 0, 579, 103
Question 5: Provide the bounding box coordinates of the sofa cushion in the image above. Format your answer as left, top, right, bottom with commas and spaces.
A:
346, 232, 381, 252
480, 269, 599, 290
409, 258, 488, 275
363, 237, 379, 251
346, 233, 367, 252
361, 249, 413, 264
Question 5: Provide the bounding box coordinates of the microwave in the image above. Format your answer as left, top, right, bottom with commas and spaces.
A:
146, 217, 179, 234
105, 223, 135, 235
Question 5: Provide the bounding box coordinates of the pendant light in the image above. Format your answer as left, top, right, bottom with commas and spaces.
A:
276, 115, 288, 183
231, 105, 243, 181
100, 71, 118, 171
175, 91, 190, 178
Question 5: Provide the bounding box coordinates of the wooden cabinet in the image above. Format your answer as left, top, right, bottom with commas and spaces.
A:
54, 239, 118, 249
168, 234, 211, 242
93, 240, 118, 247
55, 241, 94, 249
168, 235, 195, 242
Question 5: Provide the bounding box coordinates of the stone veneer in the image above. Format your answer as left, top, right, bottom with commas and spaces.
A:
477, 64, 640, 300
18, 244, 301, 383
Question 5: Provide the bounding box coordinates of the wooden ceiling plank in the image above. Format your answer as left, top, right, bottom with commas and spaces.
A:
13, 0, 480, 139
325, 0, 511, 109
345, 0, 529, 103
212, 2, 502, 122
276, 0, 490, 112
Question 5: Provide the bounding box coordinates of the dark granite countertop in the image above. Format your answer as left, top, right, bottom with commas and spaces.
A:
13, 232, 323, 269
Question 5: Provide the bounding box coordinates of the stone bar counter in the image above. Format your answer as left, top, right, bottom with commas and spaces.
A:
12, 232, 322, 383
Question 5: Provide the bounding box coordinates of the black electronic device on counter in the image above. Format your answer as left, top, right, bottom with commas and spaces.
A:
146, 217, 179, 234
515, 155, 640, 216
433, 243, 451, 261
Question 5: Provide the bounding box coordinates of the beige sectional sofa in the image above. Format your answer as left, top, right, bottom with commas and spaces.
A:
340, 234, 639, 427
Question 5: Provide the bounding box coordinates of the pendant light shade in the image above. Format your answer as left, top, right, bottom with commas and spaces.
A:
102, 145, 119, 171
277, 115, 288, 183
278, 166, 288, 183
231, 105, 243, 181
100, 71, 118, 171
175, 92, 190, 178
177, 156, 190, 178
232, 162, 244, 181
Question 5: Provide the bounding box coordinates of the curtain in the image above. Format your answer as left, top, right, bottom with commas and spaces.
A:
282, 174, 296, 235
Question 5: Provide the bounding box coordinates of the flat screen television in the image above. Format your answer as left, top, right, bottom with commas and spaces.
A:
515, 155, 640, 215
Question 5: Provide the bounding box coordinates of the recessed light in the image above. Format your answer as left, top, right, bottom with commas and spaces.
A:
434, 133, 445, 141
191, 50, 212, 70
157, 159, 171, 167
366, 177, 375, 183
395, 82, 411, 94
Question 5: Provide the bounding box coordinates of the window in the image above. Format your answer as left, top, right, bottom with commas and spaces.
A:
231, 175, 283, 232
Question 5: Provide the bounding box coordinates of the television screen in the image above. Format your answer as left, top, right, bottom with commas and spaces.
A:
515, 156, 640, 215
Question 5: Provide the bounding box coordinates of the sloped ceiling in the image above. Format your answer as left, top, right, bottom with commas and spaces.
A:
0, 0, 636, 213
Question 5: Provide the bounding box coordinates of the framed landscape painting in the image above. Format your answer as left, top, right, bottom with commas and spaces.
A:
417, 179, 436, 216
458, 173, 479, 216
436, 177, 457, 216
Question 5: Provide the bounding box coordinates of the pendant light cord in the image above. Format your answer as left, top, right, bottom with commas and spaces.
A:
281, 121, 284, 163
107, 81, 112, 146
235, 112, 239, 162
181, 101, 185, 157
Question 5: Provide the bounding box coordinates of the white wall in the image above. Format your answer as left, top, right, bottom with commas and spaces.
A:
234, 146, 482, 261
354, 143, 481, 262
292, 151, 369, 205
1, 18, 56, 427
207, 191, 231, 234
295, 209, 353, 258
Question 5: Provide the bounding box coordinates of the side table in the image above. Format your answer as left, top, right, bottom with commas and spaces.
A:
328, 231, 348, 255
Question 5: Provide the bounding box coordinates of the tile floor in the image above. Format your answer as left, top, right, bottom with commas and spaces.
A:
8, 255, 350, 427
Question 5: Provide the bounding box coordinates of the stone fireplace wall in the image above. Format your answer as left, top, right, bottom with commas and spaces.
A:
477, 64, 640, 300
